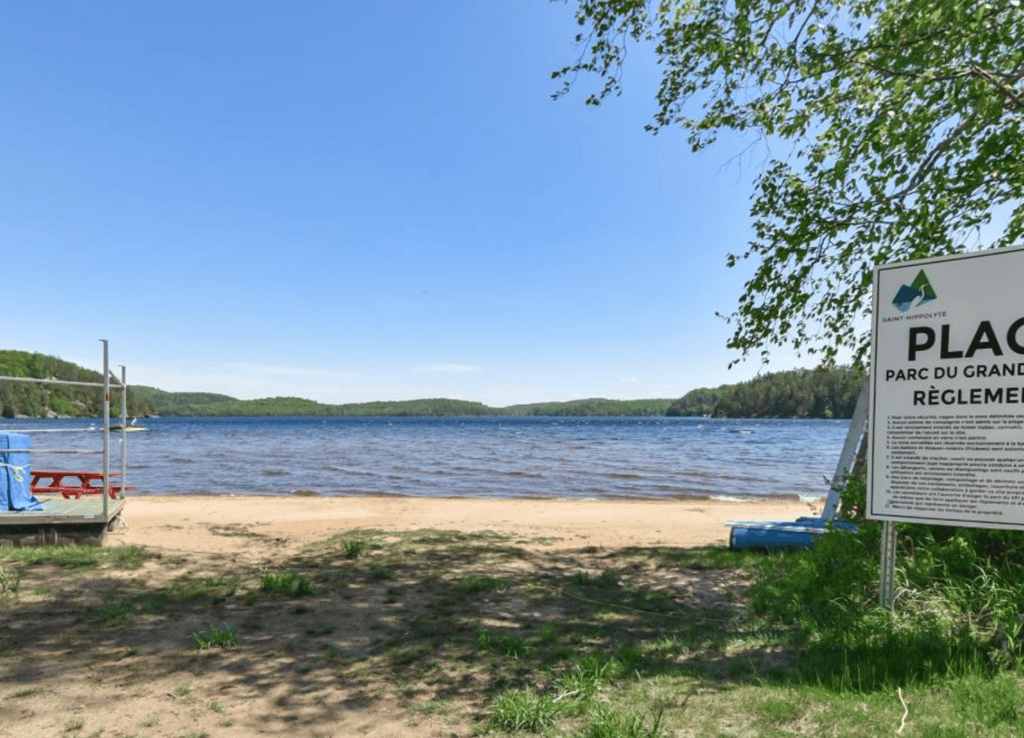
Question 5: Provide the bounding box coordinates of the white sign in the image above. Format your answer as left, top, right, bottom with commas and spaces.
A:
870, 246, 1024, 529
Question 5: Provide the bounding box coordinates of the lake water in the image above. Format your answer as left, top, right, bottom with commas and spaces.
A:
3, 416, 851, 502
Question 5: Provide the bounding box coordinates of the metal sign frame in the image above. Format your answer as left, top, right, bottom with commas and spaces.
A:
871, 246, 1024, 609
870, 246, 1024, 530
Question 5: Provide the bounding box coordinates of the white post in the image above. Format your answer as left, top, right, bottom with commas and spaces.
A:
880, 520, 897, 610
119, 365, 128, 497
101, 340, 110, 519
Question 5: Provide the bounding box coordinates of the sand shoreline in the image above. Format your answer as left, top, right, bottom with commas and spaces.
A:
113, 494, 821, 554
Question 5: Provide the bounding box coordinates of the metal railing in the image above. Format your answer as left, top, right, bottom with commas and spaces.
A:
0, 340, 129, 519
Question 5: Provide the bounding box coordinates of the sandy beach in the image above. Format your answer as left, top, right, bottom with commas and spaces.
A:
115, 494, 820, 558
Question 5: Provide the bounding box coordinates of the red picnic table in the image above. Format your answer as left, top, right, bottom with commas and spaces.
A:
30, 470, 135, 500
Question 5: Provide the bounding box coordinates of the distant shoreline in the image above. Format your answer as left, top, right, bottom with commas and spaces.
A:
1, 350, 862, 419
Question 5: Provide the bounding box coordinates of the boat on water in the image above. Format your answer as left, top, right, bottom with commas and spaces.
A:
110, 418, 146, 432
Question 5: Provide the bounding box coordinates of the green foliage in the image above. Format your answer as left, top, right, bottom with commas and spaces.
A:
749, 524, 880, 632
127, 387, 238, 416
556, 0, 1024, 367
503, 398, 673, 416
0, 349, 672, 417
0, 348, 858, 419
133, 391, 673, 417
668, 366, 864, 417
0, 350, 110, 418
665, 386, 724, 417
751, 470, 1024, 689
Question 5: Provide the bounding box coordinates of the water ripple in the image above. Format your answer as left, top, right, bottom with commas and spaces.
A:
6, 416, 849, 502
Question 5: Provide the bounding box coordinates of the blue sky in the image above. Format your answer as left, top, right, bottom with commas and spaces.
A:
2, 1, 810, 406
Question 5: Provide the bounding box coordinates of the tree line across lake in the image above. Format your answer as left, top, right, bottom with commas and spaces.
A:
0, 350, 862, 419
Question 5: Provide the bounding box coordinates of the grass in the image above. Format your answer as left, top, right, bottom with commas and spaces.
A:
8, 508, 1024, 737
460, 574, 508, 593
0, 565, 21, 595
343, 538, 366, 558
91, 599, 133, 622
192, 624, 238, 649
260, 569, 313, 596
488, 688, 560, 732
575, 705, 666, 738
172, 684, 196, 699
0, 544, 153, 570
478, 629, 531, 658
9, 687, 45, 698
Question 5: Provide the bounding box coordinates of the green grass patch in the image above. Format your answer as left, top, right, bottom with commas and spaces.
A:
460, 574, 508, 593
0, 566, 21, 595
575, 704, 666, 738
260, 569, 313, 597
91, 600, 133, 622
0, 544, 153, 570
164, 574, 239, 603
478, 629, 531, 658
192, 625, 237, 649
488, 687, 560, 733
343, 538, 366, 559
368, 564, 396, 580
568, 569, 620, 589
8, 687, 44, 698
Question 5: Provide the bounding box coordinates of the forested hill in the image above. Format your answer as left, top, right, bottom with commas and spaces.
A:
0, 351, 110, 418
126, 389, 675, 417
0, 350, 860, 418
0, 351, 674, 417
666, 366, 864, 419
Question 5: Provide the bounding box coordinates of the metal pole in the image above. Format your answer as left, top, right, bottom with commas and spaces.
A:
119, 365, 128, 498
101, 340, 110, 519
880, 520, 897, 610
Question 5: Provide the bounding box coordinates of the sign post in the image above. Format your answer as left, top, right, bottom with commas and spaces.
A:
871, 246, 1024, 607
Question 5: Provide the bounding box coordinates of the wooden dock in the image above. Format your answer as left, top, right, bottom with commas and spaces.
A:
0, 495, 126, 546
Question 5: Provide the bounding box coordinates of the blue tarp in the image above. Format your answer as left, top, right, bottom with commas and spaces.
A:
1, 432, 46, 511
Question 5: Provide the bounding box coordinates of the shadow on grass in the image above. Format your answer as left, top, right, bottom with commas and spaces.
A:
0, 530, 794, 731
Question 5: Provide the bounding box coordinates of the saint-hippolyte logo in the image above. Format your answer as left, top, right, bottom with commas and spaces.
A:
891, 270, 938, 314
